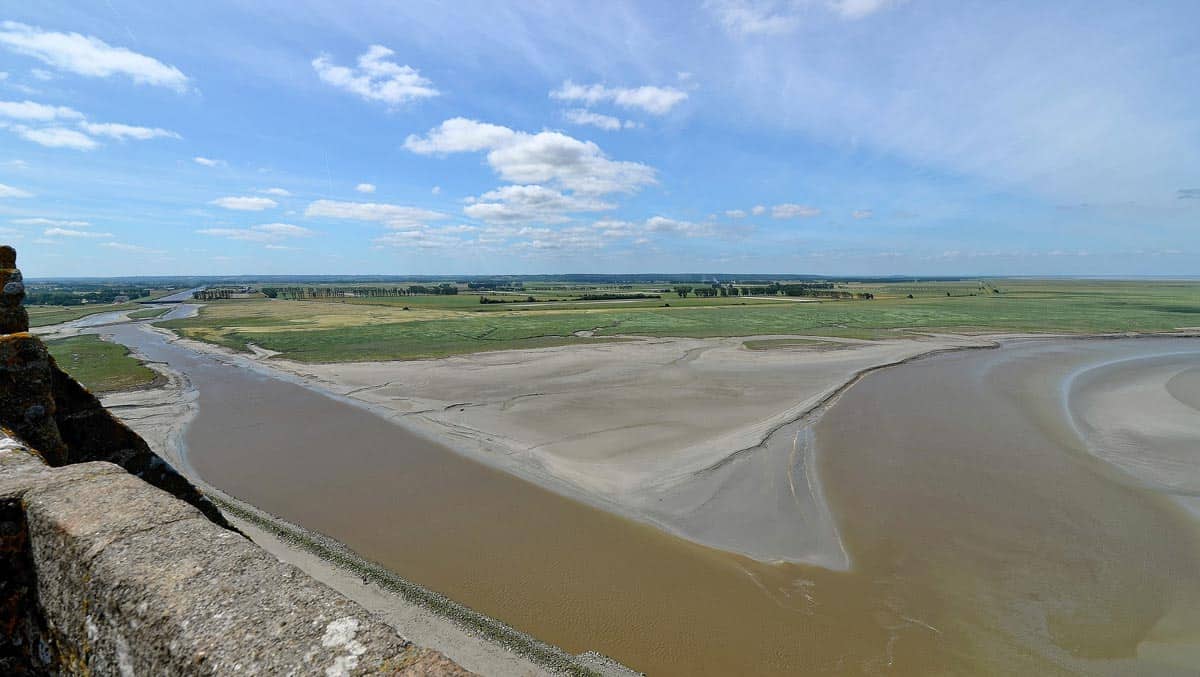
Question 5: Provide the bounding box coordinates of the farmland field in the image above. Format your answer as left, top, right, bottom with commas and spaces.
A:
158, 279, 1200, 362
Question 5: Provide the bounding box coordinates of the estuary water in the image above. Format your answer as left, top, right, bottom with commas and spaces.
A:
99, 321, 1200, 675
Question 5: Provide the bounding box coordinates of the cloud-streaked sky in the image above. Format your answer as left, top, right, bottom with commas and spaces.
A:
1, 1, 1198, 276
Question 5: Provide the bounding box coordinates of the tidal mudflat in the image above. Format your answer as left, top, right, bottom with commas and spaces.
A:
96, 318, 1200, 675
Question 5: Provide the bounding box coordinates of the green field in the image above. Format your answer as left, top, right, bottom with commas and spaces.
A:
46, 334, 158, 392
26, 303, 141, 328
158, 279, 1200, 363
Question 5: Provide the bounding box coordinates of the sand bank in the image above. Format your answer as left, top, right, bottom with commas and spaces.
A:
173, 330, 1005, 567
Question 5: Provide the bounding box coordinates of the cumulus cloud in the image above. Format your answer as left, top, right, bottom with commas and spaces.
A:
373, 226, 466, 250
0, 100, 178, 149
563, 109, 636, 131
828, 0, 901, 20
0, 22, 188, 91
258, 187, 291, 196
13, 217, 88, 227
355, 183, 376, 194
464, 185, 614, 224
102, 242, 164, 254
644, 216, 715, 237
11, 125, 97, 150
305, 199, 446, 229
312, 45, 438, 106
210, 196, 278, 211
194, 156, 222, 167
551, 80, 687, 115
198, 223, 314, 243
0, 183, 33, 198
403, 117, 515, 153
772, 203, 820, 218
406, 118, 655, 195
79, 121, 179, 140
851, 209, 872, 219
0, 99, 82, 121
751, 205, 766, 215
725, 209, 747, 218
707, 0, 900, 35
44, 227, 112, 238
705, 0, 802, 35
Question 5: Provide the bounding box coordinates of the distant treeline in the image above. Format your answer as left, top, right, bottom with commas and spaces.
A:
261, 285, 459, 299
26, 285, 149, 306
466, 280, 525, 291
479, 292, 661, 305
673, 283, 873, 300
192, 289, 235, 301
576, 293, 660, 301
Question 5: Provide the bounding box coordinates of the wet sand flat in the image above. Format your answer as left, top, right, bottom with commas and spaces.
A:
97, 321, 1200, 675
257, 332, 996, 567
818, 337, 1200, 674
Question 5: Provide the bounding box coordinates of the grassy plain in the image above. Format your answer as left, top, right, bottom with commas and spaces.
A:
46, 334, 158, 392
26, 303, 141, 327
159, 279, 1200, 363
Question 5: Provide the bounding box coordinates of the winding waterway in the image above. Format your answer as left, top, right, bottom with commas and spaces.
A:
96, 319, 1200, 675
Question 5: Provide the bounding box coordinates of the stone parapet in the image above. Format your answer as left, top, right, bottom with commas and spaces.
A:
1, 434, 472, 675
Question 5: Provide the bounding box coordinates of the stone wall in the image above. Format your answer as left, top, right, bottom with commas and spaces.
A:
0, 247, 472, 675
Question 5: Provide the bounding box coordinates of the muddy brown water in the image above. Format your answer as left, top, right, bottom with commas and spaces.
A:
103, 323, 1200, 675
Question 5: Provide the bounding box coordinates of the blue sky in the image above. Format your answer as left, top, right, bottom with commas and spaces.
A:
1, 1, 1198, 277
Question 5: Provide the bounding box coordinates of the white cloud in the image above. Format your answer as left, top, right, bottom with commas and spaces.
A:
210, 196, 277, 211
305, 199, 446, 229
258, 187, 291, 196
102, 241, 164, 254
0, 22, 188, 91
725, 209, 747, 218
851, 208, 872, 219
312, 45, 437, 106
464, 184, 614, 224
431, 185, 441, 195
828, 0, 900, 20
644, 216, 715, 237
44, 227, 112, 238
12, 125, 97, 150
13, 217, 88, 227
198, 223, 314, 243
403, 117, 515, 153
707, 0, 900, 35
772, 203, 821, 218
706, 0, 802, 35
355, 183, 376, 194
374, 226, 467, 250
0, 99, 82, 121
564, 109, 624, 131
0, 183, 33, 198
79, 121, 179, 141
551, 80, 687, 115
751, 205, 766, 215
193, 156, 222, 167
406, 118, 655, 195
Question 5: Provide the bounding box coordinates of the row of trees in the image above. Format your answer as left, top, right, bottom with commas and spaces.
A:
193, 289, 236, 301
672, 283, 873, 300
261, 285, 459, 299
27, 286, 150, 305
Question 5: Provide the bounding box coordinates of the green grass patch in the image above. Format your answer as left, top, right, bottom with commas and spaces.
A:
160, 280, 1200, 363
46, 334, 158, 392
26, 303, 140, 327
